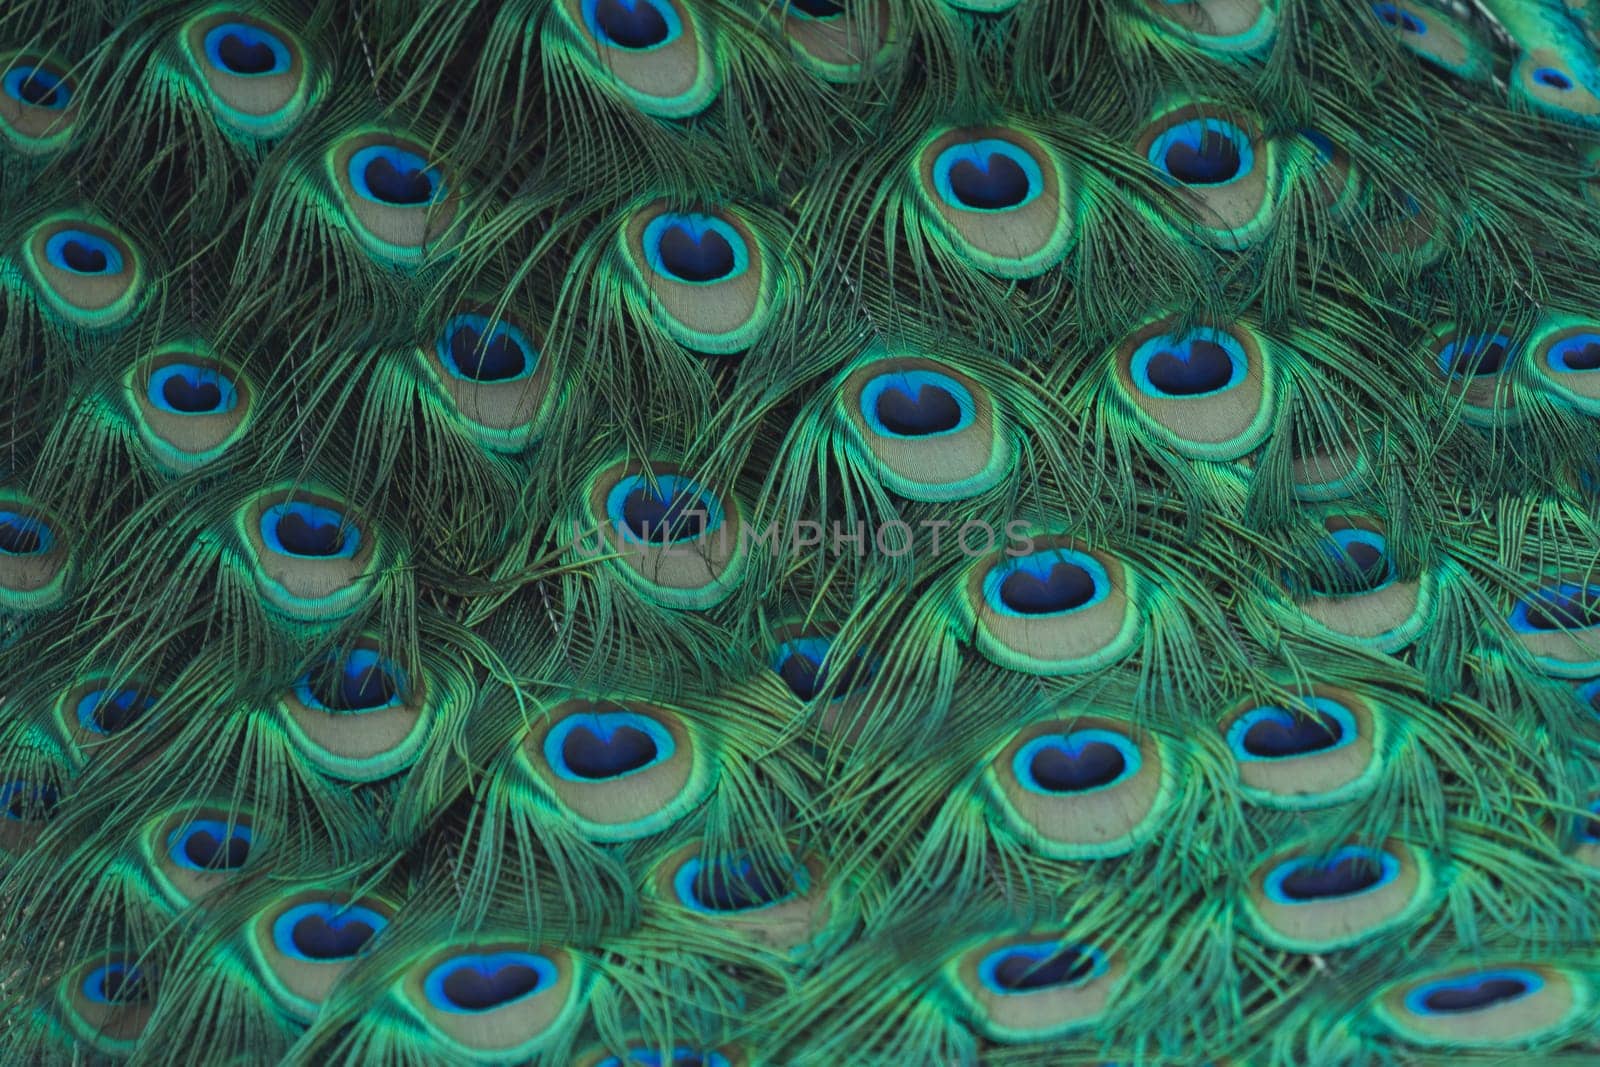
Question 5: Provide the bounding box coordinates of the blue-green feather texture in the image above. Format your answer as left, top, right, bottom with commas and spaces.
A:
8, 0, 1600, 1064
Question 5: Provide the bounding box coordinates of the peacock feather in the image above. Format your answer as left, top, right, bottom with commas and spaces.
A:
6, 0, 1600, 1064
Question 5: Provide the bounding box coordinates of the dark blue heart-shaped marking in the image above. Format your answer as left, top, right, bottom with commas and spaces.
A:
791, 0, 844, 14
4, 785, 57, 821
449, 326, 525, 381
1030, 740, 1126, 792
17, 74, 62, 107
1163, 133, 1242, 185
658, 225, 736, 282
693, 859, 789, 912
1374, 4, 1426, 34
1278, 855, 1383, 901
1447, 339, 1508, 377
1144, 339, 1235, 396
441, 962, 541, 1011
217, 33, 277, 74
275, 512, 344, 557
98, 966, 149, 1003
991, 946, 1096, 991
1522, 591, 1600, 631
291, 913, 376, 960
998, 563, 1096, 615
1420, 976, 1531, 1014
561, 724, 659, 779
60, 240, 108, 273
778, 652, 823, 701
94, 690, 150, 734
0, 519, 44, 555
1306, 539, 1388, 596
312, 663, 396, 711
621, 488, 707, 543
1242, 713, 1340, 758
948, 153, 1030, 210
875, 384, 962, 435
594, 0, 670, 48
1560, 341, 1600, 370
161, 374, 223, 413
184, 829, 250, 869
363, 157, 433, 205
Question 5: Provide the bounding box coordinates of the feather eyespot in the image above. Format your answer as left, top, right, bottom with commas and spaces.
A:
3, 65, 69, 109
204, 23, 291, 76
182, 11, 311, 135
0, 781, 59, 822
947, 932, 1123, 1042
23, 215, 143, 326
0, 54, 78, 153
75, 687, 156, 736
424, 951, 558, 1013
1534, 67, 1573, 91
168, 818, 253, 872
1131, 327, 1247, 398
914, 126, 1073, 276
1508, 580, 1600, 677
438, 314, 535, 382
1136, 104, 1273, 246
584, 0, 681, 50
403, 943, 582, 1058
771, 635, 877, 702
147, 363, 238, 415
328, 132, 460, 264
273, 901, 387, 962
351, 145, 444, 207
1151, 119, 1250, 186
1372, 3, 1425, 34
297, 648, 403, 713
643, 213, 747, 284
1437, 333, 1515, 378
621, 201, 774, 352
1146, 0, 1276, 55
789, 0, 845, 17
1301, 528, 1396, 597
861, 369, 973, 438
978, 942, 1108, 995
593, 1049, 732, 1067
1228, 699, 1355, 761
1372, 962, 1588, 1047
0, 510, 52, 556
1243, 838, 1436, 951
1511, 583, 1600, 633
673, 853, 802, 913
126, 347, 253, 472
1528, 319, 1600, 413
984, 549, 1107, 618
781, 0, 891, 82
544, 710, 673, 781
83, 962, 149, 1005
1014, 729, 1140, 794
1113, 318, 1275, 458
1222, 687, 1382, 809
261, 501, 361, 559
608, 473, 722, 545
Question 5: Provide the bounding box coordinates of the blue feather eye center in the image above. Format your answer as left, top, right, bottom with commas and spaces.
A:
1015, 729, 1140, 794
203, 23, 291, 76
585, 0, 681, 49
1372, 3, 1425, 34
978, 942, 1108, 994
1132, 329, 1248, 398
1265, 846, 1399, 903
148, 363, 238, 415
789, 0, 845, 17
3, 65, 70, 109
1301, 129, 1336, 164
772, 635, 875, 701
1230, 697, 1356, 760
84, 962, 148, 1004
933, 139, 1044, 211
349, 146, 445, 207
44, 230, 123, 275
169, 818, 252, 870
1534, 67, 1573, 91
643, 214, 748, 284
1578, 800, 1600, 842
424, 951, 558, 1013
1150, 119, 1251, 186
0, 511, 52, 555
608, 474, 723, 544
273, 901, 387, 962
675, 854, 802, 912
1304, 529, 1395, 597
0, 781, 58, 821
1511, 583, 1600, 632
1439, 333, 1514, 377
545, 711, 674, 781
262, 502, 360, 559
985, 548, 1110, 617
300, 649, 402, 712
439, 314, 535, 382
77, 687, 155, 735
1545, 332, 1600, 373
1405, 969, 1542, 1015
860, 369, 976, 438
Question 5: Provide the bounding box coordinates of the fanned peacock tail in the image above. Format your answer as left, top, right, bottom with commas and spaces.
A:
6, 0, 1600, 1063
